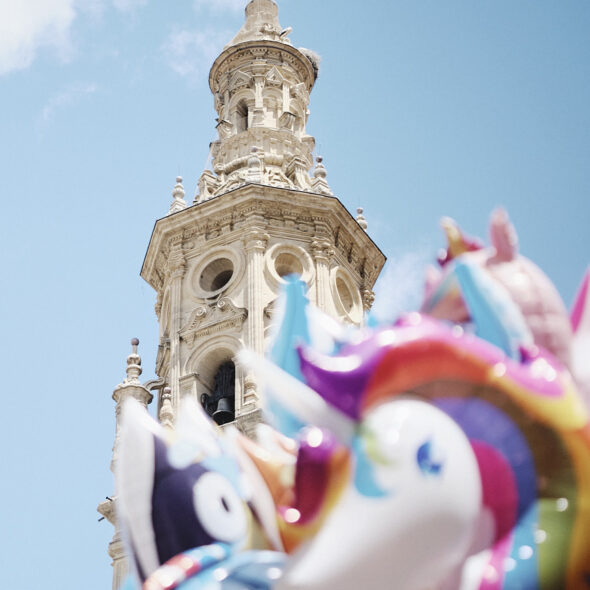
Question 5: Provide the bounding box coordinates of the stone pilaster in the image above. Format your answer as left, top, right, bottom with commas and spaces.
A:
109, 532, 128, 590
167, 236, 186, 412
242, 223, 269, 407
312, 237, 334, 309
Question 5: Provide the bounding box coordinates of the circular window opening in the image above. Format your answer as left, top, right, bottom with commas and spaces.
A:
275, 252, 304, 279
336, 276, 354, 314
200, 258, 234, 292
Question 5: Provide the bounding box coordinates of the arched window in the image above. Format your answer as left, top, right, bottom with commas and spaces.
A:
200, 360, 235, 425
235, 101, 248, 133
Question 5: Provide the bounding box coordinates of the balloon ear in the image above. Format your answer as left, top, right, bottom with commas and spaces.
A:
116, 399, 163, 581
489, 207, 518, 261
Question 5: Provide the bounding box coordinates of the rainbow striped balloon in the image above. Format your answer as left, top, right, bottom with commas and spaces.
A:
293, 312, 590, 589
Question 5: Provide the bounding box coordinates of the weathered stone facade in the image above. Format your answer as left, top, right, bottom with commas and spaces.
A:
142, 183, 385, 435
101, 1, 385, 587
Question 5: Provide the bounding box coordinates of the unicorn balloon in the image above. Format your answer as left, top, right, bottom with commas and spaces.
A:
260, 276, 590, 590
423, 209, 574, 367
422, 208, 590, 410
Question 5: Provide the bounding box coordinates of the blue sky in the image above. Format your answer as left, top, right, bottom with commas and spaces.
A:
0, 1, 588, 588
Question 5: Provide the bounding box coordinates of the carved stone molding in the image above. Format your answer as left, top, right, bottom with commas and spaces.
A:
180, 298, 248, 346
155, 338, 170, 378
210, 43, 315, 95
264, 298, 276, 319
362, 288, 376, 311
168, 236, 186, 280
311, 238, 335, 262
154, 291, 163, 318
243, 228, 270, 253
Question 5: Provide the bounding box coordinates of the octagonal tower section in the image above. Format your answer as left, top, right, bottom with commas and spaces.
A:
140, 0, 385, 436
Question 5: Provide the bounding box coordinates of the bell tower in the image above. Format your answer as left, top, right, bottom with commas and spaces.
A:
139, 0, 385, 436
102, 1, 385, 587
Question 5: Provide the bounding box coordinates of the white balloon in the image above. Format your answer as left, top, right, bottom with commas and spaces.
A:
278, 399, 482, 590
193, 472, 248, 544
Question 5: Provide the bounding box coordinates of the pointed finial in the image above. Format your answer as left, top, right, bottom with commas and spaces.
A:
227, 0, 289, 47
313, 156, 327, 179
125, 338, 142, 385
356, 207, 368, 231
168, 176, 187, 215
159, 386, 175, 429
311, 155, 333, 196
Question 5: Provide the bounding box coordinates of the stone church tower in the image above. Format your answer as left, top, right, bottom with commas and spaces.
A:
99, 1, 385, 587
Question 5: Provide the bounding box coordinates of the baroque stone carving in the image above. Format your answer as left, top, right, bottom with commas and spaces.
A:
362, 288, 376, 311
311, 238, 335, 261
180, 298, 248, 346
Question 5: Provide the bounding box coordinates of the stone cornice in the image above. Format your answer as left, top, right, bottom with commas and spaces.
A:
141, 184, 386, 293
97, 498, 116, 525
209, 41, 316, 94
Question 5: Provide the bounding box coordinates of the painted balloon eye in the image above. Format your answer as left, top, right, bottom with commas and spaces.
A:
417, 440, 444, 476
193, 472, 248, 543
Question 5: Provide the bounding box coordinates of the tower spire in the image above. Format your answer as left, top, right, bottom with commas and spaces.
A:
99, 338, 154, 590
228, 0, 289, 48
199, 0, 320, 201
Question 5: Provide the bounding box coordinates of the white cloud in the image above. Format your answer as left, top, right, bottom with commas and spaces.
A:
41, 82, 98, 124
77, 0, 106, 19
162, 28, 231, 80
0, 0, 76, 76
112, 0, 147, 12
194, 0, 247, 14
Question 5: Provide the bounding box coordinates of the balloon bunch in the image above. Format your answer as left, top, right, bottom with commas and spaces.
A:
115, 210, 590, 590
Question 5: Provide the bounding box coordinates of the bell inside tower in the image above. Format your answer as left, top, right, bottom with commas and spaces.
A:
201, 360, 236, 425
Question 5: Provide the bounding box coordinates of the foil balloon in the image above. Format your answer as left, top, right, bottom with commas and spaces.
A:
115, 398, 287, 589
422, 209, 574, 368
259, 279, 481, 590
263, 276, 590, 590
571, 269, 590, 408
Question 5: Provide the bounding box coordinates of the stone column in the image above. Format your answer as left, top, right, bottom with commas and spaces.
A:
109, 534, 128, 590
97, 499, 127, 590
311, 237, 334, 311
242, 223, 269, 407
282, 82, 290, 114
166, 235, 186, 412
